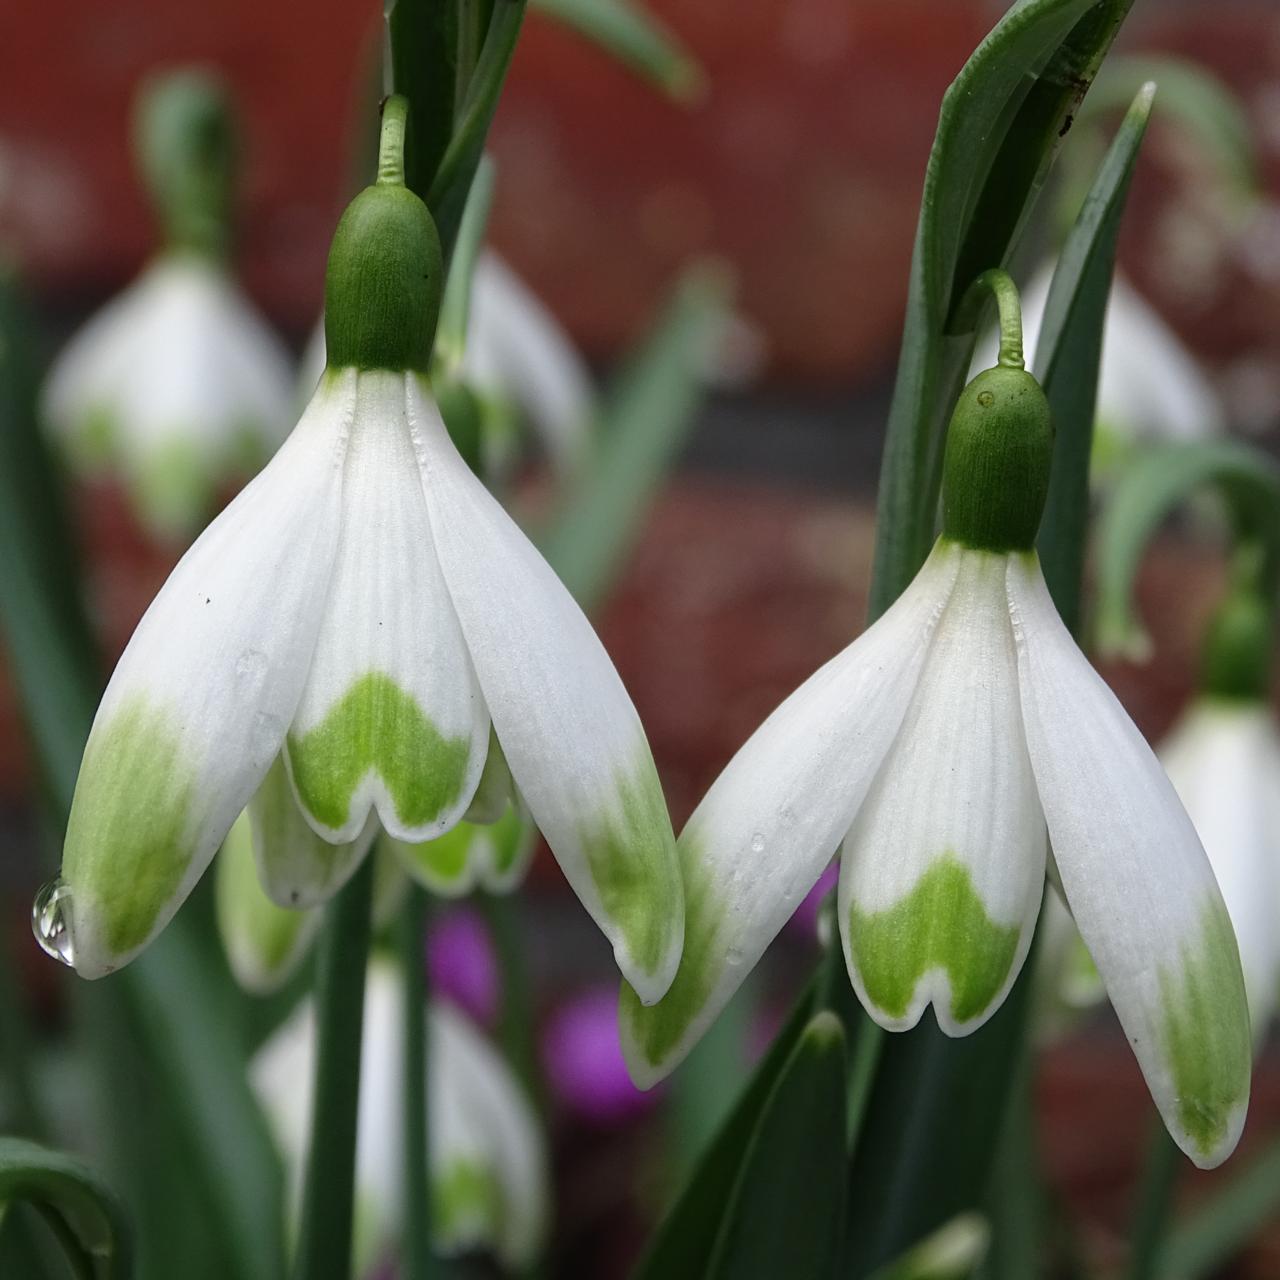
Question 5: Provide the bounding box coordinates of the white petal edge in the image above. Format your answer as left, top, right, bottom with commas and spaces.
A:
1009, 555, 1250, 1168
412, 374, 683, 1002
620, 538, 963, 1087
60, 371, 350, 977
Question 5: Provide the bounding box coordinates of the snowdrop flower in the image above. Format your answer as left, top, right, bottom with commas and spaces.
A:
253, 959, 548, 1273
39, 96, 682, 1009
42, 70, 293, 542
623, 277, 1250, 1168
972, 264, 1224, 469
1159, 583, 1280, 1043
301, 250, 594, 478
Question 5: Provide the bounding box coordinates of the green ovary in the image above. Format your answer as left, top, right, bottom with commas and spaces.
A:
580, 758, 681, 981
287, 672, 472, 833
619, 832, 719, 1070
1160, 897, 1251, 1158
850, 855, 1021, 1026
63, 697, 197, 959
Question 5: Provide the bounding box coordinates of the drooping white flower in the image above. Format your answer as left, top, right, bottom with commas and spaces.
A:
972, 265, 1225, 466
42, 252, 294, 540
46, 102, 683, 1008
300, 250, 594, 477
623, 355, 1251, 1168
252, 959, 548, 1273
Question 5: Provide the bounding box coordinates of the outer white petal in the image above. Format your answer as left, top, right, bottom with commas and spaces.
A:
1009, 556, 1251, 1168
465, 253, 594, 475
413, 375, 682, 1003
1160, 699, 1280, 1042
285, 371, 490, 845
621, 539, 963, 1086
60, 374, 349, 978
432, 1002, 549, 1267
840, 549, 1046, 1036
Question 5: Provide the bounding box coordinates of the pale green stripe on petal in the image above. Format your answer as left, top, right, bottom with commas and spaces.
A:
849, 855, 1022, 1030
63, 696, 197, 975
286, 672, 474, 838
386, 822, 481, 897
433, 1158, 504, 1258
1160, 896, 1251, 1164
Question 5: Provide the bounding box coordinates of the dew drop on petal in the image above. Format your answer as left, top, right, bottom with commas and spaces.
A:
749, 832, 766, 854
235, 650, 268, 683
32, 877, 75, 968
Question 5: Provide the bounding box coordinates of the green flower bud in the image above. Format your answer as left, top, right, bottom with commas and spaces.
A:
324, 96, 444, 373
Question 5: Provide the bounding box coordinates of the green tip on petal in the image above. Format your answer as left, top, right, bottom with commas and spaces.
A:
941, 366, 1053, 553
849, 855, 1022, 1032
1160, 897, 1251, 1166
1200, 572, 1273, 703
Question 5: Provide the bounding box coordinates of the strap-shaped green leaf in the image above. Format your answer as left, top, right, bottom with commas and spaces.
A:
868, 0, 1133, 621
704, 1013, 848, 1280
0, 1138, 132, 1280
1036, 81, 1155, 634
532, 0, 703, 101
540, 263, 731, 610
1093, 440, 1280, 659
435, 153, 496, 372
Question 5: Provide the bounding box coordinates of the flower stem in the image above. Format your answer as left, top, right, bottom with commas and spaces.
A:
954, 268, 1025, 370
290, 856, 375, 1280
1127, 1124, 1180, 1280
400, 882, 433, 1280
377, 94, 410, 188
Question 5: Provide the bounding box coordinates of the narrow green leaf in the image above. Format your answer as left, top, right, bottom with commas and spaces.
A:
389, 0, 461, 198
1093, 440, 1280, 659
1036, 81, 1155, 634
869, 0, 1133, 621
0, 1137, 133, 1280
630, 977, 818, 1280
539, 262, 730, 610
705, 1013, 847, 1280
435, 154, 496, 373
532, 0, 704, 101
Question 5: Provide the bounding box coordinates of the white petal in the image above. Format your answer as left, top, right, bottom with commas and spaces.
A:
431, 1002, 549, 1267
1009, 555, 1251, 1168
413, 375, 682, 1002
1160, 700, 1280, 1042
285, 371, 490, 845
620, 539, 963, 1086
465, 253, 594, 475
60, 374, 349, 977
840, 549, 1046, 1036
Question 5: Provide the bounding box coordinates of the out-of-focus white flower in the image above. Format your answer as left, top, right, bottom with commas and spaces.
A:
972, 265, 1225, 468
252, 960, 548, 1273
301, 250, 594, 478
43, 253, 294, 541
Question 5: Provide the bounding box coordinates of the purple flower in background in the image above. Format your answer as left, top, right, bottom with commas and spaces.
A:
427, 907, 500, 1028
786, 860, 837, 940
543, 987, 659, 1124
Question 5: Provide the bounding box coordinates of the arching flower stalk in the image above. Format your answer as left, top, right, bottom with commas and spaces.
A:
623, 270, 1251, 1169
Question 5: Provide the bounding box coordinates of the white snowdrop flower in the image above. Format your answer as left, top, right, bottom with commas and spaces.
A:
252, 959, 548, 1273
39, 97, 682, 1010
624, 327, 1251, 1168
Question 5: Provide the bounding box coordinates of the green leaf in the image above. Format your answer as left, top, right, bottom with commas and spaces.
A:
1035, 81, 1155, 635
1093, 440, 1280, 659
389, 0, 462, 199
532, 0, 704, 101
630, 977, 818, 1280
435, 153, 496, 373
0, 1137, 133, 1279
868, 0, 1134, 622
705, 1013, 848, 1280
539, 262, 731, 610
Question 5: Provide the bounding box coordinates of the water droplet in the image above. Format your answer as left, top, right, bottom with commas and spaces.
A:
726, 946, 745, 967
32, 877, 75, 968
749, 832, 766, 854
235, 650, 268, 682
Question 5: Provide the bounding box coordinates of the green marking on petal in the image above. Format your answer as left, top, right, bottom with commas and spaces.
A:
579, 757, 680, 981
387, 821, 475, 892
287, 672, 473, 833
619, 830, 720, 1070
1160, 896, 1251, 1159
64, 696, 197, 958
432, 1158, 503, 1250
129, 436, 217, 541
488, 808, 533, 880
850, 854, 1021, 1026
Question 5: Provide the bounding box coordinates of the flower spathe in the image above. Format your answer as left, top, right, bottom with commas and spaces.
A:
622, 356, 1251, 1168
42, 252, 294, 540
51, 124, 683, 1005
252, 960, 548, 1272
